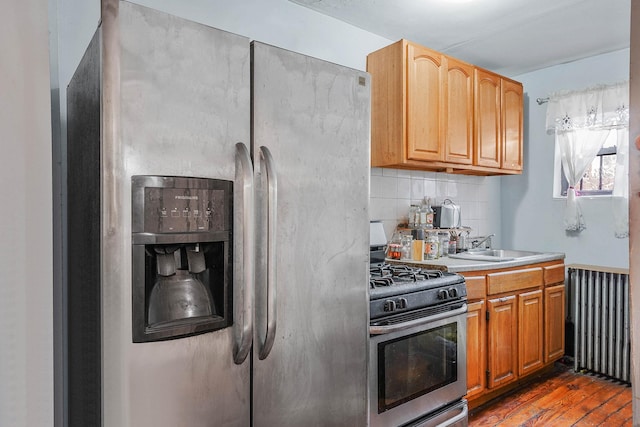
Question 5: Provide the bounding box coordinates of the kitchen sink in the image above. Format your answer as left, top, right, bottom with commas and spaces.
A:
448, 248, 542, 262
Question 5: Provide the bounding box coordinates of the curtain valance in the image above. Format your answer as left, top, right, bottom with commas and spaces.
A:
545, 81, 629, 133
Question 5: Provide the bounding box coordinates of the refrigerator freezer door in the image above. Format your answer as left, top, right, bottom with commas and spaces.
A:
251, 42, 371, 427
105, 3, 250, 426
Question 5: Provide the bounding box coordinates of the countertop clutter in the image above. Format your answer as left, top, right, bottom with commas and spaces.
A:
388, 250, 565, 272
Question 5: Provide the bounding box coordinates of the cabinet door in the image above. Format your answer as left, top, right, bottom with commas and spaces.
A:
545, 284, 566, 363
518, 289, 544, 376
466, 300, 486, 398
502, 79, 523, 171
487, 295, 517, 388
474, 69, 501, 168
445, 57, 474, 165
406, 43, 445, 162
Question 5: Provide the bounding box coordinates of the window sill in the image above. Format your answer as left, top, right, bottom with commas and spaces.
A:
553, 194, 613, 200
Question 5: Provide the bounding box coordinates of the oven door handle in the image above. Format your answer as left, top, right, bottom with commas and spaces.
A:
413, 400, 468, 427
369, 303, 467, 335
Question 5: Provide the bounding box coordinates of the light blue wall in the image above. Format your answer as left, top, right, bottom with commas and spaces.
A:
503, 49, 630, 268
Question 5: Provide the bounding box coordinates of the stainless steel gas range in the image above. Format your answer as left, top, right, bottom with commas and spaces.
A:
368, 226, 469, 427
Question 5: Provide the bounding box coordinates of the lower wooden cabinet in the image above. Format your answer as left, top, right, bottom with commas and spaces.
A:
518, 289, 544, 376
487, 295, 517, 389
463, 261, 566, 406
545, 284, 566, 363
466, 300, 486, 398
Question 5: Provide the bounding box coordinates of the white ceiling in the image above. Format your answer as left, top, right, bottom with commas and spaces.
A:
288, 0, 631, 77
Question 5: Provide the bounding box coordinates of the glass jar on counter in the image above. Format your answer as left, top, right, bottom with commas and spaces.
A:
438, 232, 450, 257
400, 235, 413, 260
448, 238, 457, 255
425, 232, 439, 260
386, 232, 403, 260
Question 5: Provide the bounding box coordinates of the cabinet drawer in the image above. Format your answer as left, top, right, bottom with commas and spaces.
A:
544, 263, 565, 286
464, 275, 486, 300
487, 267, 543, 295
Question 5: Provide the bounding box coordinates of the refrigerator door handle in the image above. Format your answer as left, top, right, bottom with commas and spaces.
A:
258, 146, 277, 360
234, 142, 254, 365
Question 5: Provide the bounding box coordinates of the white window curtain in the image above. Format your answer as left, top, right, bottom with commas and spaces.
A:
545, 82, 629, 235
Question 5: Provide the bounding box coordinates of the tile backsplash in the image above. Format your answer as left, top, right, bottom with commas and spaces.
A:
369, 168, 502, 242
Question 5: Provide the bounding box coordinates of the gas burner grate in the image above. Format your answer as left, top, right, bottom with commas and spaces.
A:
369, 277, 394, 289
369, 264, 447, 286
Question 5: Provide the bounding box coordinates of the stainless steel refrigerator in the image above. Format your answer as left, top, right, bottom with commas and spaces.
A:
65, 1, 371, 426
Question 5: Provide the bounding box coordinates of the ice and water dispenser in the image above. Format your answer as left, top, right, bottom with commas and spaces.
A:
131, 176, 233, 342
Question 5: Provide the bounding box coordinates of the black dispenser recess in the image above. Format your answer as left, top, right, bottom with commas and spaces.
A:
131, 175, 233, 342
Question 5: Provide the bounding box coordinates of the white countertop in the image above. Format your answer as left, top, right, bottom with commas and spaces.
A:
387, 251, 565, 273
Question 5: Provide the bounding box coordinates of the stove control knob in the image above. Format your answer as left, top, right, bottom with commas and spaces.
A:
448, 288, 458, 298
383, 300, 396, 312
397, 298, 408, 309
438, 289, 449, 300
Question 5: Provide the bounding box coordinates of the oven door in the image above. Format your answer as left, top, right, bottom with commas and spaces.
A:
369, 302, 467, 427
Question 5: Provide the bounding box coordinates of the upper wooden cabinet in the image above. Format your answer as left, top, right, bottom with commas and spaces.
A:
474, 68, 501, 168
406, 43, 446, 162
446, 57, 474, 165
502, 77, 524, 171
367, 39, 523, 175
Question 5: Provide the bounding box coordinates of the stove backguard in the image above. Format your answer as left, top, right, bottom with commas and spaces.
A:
131, 175, 233, 342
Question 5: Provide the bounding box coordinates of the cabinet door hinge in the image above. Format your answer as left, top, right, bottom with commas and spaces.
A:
486, 310, 490, 322
486, 370, 490, 384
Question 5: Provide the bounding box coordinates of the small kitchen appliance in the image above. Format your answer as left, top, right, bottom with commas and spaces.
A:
433, 199, 461, 229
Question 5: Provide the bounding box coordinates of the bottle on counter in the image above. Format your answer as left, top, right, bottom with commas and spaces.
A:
418, 202, 426, 228
422, 198, 434, 229
408, 204, 419, 228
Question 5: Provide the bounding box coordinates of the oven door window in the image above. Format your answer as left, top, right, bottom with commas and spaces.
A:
377, 322, 458, 413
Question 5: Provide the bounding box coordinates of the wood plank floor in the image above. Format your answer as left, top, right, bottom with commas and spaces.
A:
469, 362, 632, 427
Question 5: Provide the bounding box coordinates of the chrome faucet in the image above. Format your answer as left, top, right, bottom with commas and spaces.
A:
471, 234, 495, 249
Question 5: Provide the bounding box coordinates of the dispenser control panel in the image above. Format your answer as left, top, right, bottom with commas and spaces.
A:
132, 175, 233, 235
144, 187, 225, 233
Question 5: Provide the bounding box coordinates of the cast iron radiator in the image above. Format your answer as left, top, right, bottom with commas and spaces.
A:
569, 265, 631, 383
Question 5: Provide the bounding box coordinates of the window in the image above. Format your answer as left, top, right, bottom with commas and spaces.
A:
555, 130, 618, 197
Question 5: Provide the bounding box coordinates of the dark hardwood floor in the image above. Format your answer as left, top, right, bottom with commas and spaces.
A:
469, 361, 632, 427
